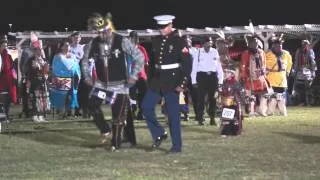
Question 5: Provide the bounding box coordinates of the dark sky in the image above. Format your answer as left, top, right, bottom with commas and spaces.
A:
1, 0, 319, 34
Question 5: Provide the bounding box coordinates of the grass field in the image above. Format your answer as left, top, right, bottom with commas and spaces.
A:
0, 105, 319, 180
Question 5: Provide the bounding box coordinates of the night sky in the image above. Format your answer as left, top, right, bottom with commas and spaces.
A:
1, 0, 319, 34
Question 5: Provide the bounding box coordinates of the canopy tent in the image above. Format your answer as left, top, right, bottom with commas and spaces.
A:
8, 24, 320, 49
7, 24, 320, 84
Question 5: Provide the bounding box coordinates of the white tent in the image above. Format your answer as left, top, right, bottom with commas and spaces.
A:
8, 24, 320, 50
8, 24, 320, 84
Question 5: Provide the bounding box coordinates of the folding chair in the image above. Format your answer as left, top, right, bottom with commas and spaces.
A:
0, 92, 9, 133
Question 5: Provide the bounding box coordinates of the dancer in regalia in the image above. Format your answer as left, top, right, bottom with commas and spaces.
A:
26, 47, 50, 122
82, 13, 144, 151
220, 63, 245, 136
265, 35, 292, 116
240, 35, 270, 117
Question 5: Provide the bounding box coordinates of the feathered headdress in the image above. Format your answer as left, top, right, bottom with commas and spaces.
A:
215, 30, 234, 47
244, 19, 259, 45
30, 31, 43, 49
270, 33, 285, 44
245, 34, 263, 48
301, 39, 310, 45
87, 12, 115, 32
29, 31, 45, 58
242, 20, 264, 49
104, 12, 115, 32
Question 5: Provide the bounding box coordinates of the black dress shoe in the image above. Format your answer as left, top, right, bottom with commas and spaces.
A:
152, 132, 168, 148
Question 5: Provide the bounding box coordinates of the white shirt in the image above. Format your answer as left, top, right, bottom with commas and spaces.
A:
189, 46, 199, 58
191, 47, 224, 85
70, 44, 85, 63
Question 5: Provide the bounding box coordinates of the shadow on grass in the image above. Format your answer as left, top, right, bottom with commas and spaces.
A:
134, 144, 168, 153
273, 132, 320, 144
2, 128, 110, 149
183, 125, 218, 135
2, 127, 169, 152
2, 127, 96, 135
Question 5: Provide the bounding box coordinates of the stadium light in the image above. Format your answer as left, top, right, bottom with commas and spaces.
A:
8, 24, 12, 32
266, 25, 275, 29
186, 27, 194, 32
205, 27, 213, 32
285, 24, 293, 29
304, 24, 312, 29
224, 26, 232, 31
258, 25, 265, 29
146, 29, 153, 33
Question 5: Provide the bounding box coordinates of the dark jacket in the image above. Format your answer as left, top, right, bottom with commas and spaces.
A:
149, 30, 192, 92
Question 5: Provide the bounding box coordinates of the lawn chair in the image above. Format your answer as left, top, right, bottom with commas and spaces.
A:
0, 92, 9, 133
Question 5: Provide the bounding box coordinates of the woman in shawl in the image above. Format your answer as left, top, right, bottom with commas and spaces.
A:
50, 42, 81, 118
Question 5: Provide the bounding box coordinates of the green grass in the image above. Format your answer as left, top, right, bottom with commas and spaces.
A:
0, 106, 320, 180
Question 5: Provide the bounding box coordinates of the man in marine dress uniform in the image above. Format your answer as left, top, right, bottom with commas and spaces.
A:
142, 15, 192, 153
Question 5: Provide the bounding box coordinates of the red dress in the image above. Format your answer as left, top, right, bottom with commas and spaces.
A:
0, 49, 17, 104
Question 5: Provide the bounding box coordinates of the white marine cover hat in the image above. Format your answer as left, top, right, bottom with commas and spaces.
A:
153, 15, 175, 25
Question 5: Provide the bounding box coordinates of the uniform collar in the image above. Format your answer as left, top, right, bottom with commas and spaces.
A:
161, 29, 178, 39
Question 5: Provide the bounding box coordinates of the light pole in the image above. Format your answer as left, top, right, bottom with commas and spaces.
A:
8, 24, 12, 32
